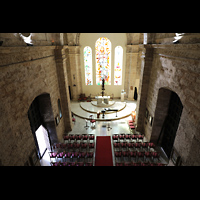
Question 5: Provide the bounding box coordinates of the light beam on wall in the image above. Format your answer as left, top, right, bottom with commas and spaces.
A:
173, 33, 185, 43
14, 33, 33, 45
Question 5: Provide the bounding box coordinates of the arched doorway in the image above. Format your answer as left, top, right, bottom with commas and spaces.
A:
152, 88, 183, 158
28, 93, 58, 159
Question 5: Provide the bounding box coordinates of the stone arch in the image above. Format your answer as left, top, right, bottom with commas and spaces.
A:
69, 33, 145, 46
151, 87, 183, 158
27, 93, 58, 159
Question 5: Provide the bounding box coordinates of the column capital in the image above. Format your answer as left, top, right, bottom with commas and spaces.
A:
63, 45, 81, 54
126, 45, 139, 54
139, 44, 154, 60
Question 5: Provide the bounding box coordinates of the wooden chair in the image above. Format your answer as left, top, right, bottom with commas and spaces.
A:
89, 115, 96, 128
112, 134, 119, 140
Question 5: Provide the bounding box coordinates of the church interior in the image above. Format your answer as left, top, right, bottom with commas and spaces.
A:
0, 33, 200, 166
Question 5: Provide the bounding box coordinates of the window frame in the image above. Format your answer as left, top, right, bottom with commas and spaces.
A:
114, 46, 123, 85
95, 37, 111, 85
84, 46, 93, 85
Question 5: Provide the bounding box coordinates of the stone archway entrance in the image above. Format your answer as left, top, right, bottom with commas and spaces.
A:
152, 88, 183, 158
28, 93, 58, 159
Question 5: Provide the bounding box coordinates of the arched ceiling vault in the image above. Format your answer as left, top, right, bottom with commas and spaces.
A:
65, 33, 144, 46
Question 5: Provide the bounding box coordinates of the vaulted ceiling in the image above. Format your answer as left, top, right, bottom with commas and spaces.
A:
65, 33, 144, 46
0, 33, 145, 47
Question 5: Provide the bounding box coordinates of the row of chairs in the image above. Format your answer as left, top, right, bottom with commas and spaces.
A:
51, 161, 93, 166
116, 162, 166, 166
52, 142, 95, 151
112, 134, 144, 140
50, 134, 95, 166
63, 134, 95, 142
49, 151, 94, 160
114, 150, 160, 164
114, 150, 159, 158
49, 151, 94, 166
113, 141, 155, 150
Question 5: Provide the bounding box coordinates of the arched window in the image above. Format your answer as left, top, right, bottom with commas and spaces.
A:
95, 37, 111, 85
114, 46, 123, 85
84, 46, 93, 85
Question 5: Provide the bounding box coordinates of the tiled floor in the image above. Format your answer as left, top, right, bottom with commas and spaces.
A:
40, 99, 172, 166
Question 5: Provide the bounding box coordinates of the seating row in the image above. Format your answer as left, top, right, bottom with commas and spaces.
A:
115, 162, 166, 166
114, 151, 159, 158
113, 142, 155, 149
63, 134, 94, 141
114, 150, 160, 164
49, 151, 94, 159
112, 134, 144, 140
51, 161, 93, 166
52, 142, 95, 150
52, 141, 95, 153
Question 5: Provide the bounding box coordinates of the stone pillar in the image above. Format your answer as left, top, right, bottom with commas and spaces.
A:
136, 45, 154, 133
66, 46, 82, 100
124, 45, 140, 100
54, 46, 72, 136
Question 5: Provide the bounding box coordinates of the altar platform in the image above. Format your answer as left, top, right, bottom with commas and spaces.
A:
81, 101, 126, 113
71, 100, 136, 121
95, 96, 110, 106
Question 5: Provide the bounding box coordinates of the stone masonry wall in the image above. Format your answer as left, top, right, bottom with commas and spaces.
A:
125, 45, 140, 100
143, 43, 200, 165
67, 46, 82, 100
0, 33, 61, 46
0, 46, 67, 165
136, 45, 154, 132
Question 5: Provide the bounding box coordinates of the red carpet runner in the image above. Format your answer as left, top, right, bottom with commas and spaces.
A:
95, 136, 113, 166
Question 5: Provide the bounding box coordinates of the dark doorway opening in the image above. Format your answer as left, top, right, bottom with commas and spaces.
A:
157, 91, 183, 158
28, 93, 58, 159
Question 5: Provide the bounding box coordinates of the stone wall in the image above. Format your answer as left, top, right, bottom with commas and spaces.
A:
67, 46, 82, 100
0, 33, 62, 46
153, 33, 200, 44
1, 33, 200, 166
124, 45, 141, 100
54, 46, 72, 131
136, 45, 154, 131
137, 41, 200, 165
0, 45, 71, 165
124, 34, 143, 100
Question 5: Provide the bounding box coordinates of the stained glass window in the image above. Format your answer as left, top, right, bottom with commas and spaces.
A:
84, 46, 93, 85
114, 46, 123, 85
95, 37, 111, 85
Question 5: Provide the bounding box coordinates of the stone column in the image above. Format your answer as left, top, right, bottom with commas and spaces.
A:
66, 46, 83, 100
136, 45, 154, 133
54, 46, 72, 135
124, 45, 140, 100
